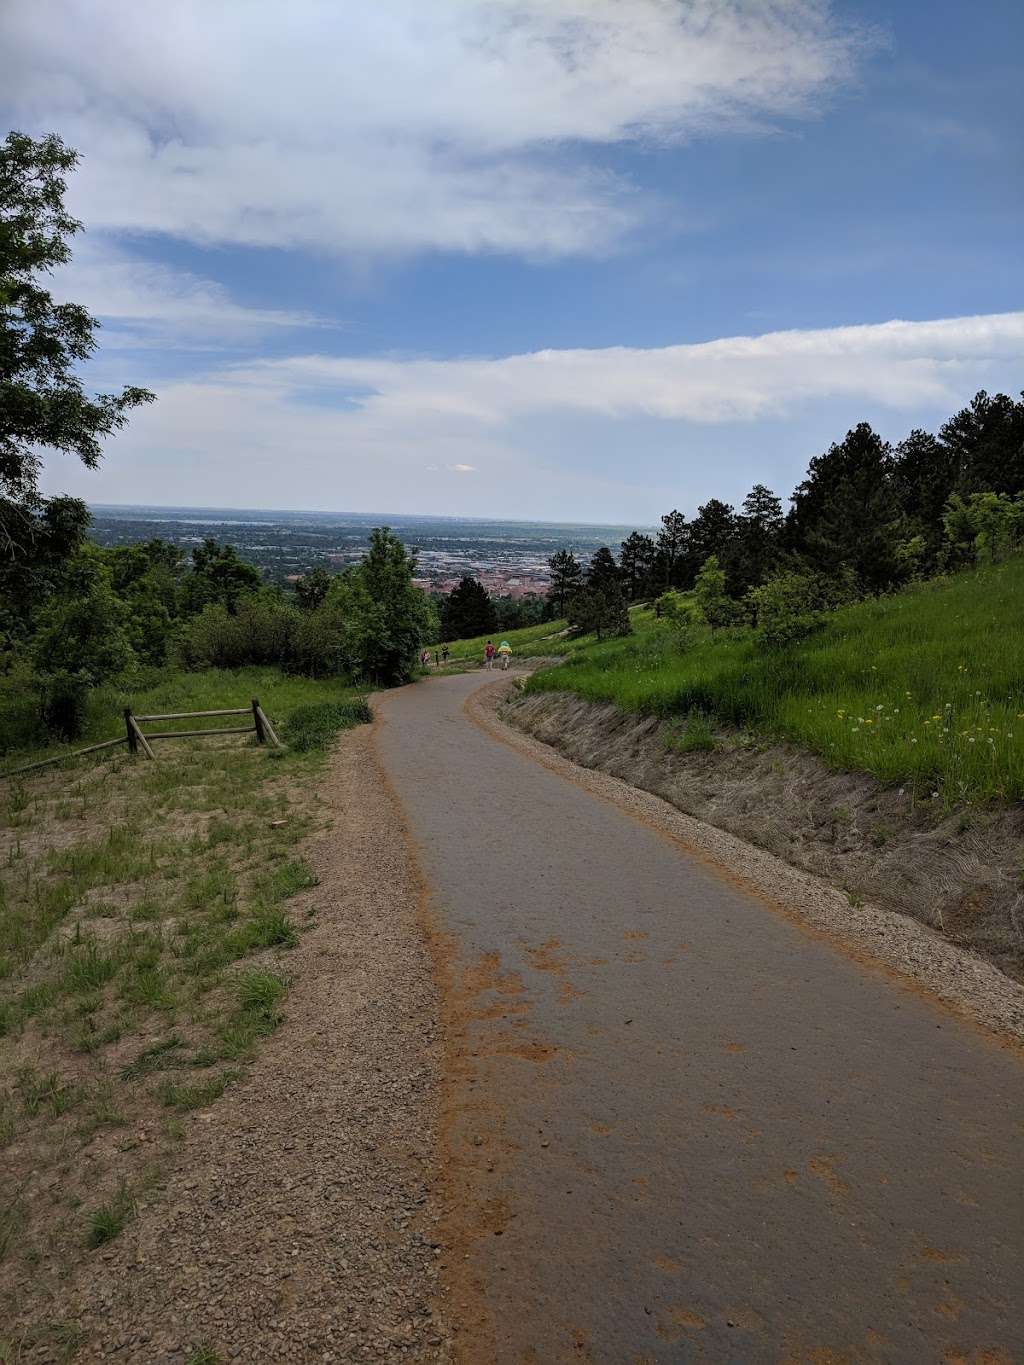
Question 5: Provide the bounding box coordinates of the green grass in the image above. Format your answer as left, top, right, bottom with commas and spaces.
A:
1, 664, 370, 767
283, 698, 372, 751
433, 617, 575, 665
85, 1183, 134, 1248
526, 559, 1024, 804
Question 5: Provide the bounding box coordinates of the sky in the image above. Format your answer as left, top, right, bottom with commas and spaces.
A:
2, 0, 1022, 525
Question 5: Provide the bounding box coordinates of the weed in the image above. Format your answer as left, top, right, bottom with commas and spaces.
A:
85, 1183, 134, 1248
155, 1071, 238, 1113
187, 1346, 222, 1365
121, 1036, 184, 1080
283, 699, 372, 752
239, 905, 298, 950
62, 939, 120, 993
665, 710, 717, 754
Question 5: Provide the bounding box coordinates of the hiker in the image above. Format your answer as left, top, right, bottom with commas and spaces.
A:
420, 648, 431, 668
498, 640, 512, 671
484, 640, 496, 670
441, 643, 450, 665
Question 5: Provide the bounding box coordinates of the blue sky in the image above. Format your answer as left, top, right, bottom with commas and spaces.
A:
2, 0, 1022, 523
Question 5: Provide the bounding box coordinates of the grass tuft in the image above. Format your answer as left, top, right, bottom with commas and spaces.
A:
85, 1183, 134, 1248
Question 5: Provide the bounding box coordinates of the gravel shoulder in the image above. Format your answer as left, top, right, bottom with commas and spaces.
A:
11, 717, 453, 1365
481, 682, 1024, 1047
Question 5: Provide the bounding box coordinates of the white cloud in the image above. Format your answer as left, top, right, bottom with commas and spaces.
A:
51, 238, 328, 350
43, 311, 1024, 520
1, 0, 867, 258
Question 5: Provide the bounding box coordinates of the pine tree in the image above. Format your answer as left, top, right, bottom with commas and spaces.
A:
732, 484, 783, 591
586, 545, 620, 591
441, 575, 496, 640
788, 423, 902, 593
655, 510, 689, 589
939, 390, 1024, 497
619, 531, 656, 600
546, 549, 583, 617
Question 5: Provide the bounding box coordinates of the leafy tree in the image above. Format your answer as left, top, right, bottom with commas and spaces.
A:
655, 510, 689, 589
338, 527, 432, 683
181, 538, 262, 614
1, 132, 154, 566
31, 552, 135, 736
0, 494, 90, 646
441, 575, 496, 640
294, 564, 331, 610
942, 492, 1024, 566
787, 423, 903, 593
619, 531, 656, 600
694, 555, 743, 631
586, 545, 620, 591
546, 549, 583, 616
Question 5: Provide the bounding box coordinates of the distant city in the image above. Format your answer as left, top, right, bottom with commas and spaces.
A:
88, 506, 651, 598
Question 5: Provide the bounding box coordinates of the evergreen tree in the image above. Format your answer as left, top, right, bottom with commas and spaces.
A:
788, 423, 903, 593
892, 429, 958, 567
688, 499, 737, 585
569, 582, 631, 640
939, 390, 1024, 497
693, 555, 742, 631
546, 549, 583, 616
586, 545, 620, 591
655, 510, 689, 589
732, 484, 783, 592
441, 575, 496, 640
619, 531, 656, 600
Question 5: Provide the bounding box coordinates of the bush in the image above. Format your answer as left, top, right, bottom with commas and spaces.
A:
694, 555, 745, 631
179, 595, 299, 669
293, 604, 348, 676
747, 572, 828, 648
655, 591, 698, 649
568, 584, 632, 639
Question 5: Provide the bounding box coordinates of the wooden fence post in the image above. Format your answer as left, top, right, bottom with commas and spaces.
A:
252, 697, 266, 744
124, 707, 138, 756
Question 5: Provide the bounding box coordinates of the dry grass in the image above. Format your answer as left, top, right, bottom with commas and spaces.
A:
0, 717, 357, 1343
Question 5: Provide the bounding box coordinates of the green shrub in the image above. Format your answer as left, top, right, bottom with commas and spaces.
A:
284, 699, 372, 752
747, 571, 828, 648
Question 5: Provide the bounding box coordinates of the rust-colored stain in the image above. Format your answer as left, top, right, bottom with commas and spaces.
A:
526, 937, 566, 974
656, 1307, 707, 1342
935, 1290, 967, 1321
807, 1154, 850, 1197
921, 1245, 966, 1263
589, 957, 609, 966
724, 1041, 746, 1053
493, 1040, 560, 1063
779, 1350, 856, 1365
590, 1121, 612, 1136
652, 1254, 682, 1274
702, 1103, 738, 1120
784, 1169, 799, 1184
560, 980, 586, 1005
569, 1327, 593, 1359
622, 949, 646, 964
624, 930, 649, 940
943, 1352, 1014, 1365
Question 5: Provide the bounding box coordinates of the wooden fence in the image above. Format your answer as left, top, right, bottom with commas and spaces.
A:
3, 697, 282, 779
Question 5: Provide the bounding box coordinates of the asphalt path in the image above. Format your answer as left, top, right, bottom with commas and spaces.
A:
374, 671, 1023, 1364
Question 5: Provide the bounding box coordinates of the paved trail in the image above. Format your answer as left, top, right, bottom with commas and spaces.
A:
375, 673, 1023, 1364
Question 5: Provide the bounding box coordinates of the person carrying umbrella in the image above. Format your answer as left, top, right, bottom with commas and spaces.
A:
498, 640, 513, 671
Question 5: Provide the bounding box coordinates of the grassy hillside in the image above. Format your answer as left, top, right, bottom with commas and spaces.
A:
525, 559, 1024, 804
433, 617, 573, 665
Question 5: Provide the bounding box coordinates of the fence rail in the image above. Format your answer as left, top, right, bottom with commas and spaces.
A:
3, 696, 283, 780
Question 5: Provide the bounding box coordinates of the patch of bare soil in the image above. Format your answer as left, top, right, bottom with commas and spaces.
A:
479, 686, 1024, 1044
7, 723, 453, 1364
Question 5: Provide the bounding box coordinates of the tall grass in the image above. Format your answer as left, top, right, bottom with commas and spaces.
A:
527, 559, 1024, 803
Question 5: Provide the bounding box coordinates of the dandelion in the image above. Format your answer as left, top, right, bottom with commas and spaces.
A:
910, 738, 918, 744
875, 704, 884, 711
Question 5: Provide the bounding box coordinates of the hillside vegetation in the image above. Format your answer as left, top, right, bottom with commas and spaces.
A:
524, 558, 1024, 804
